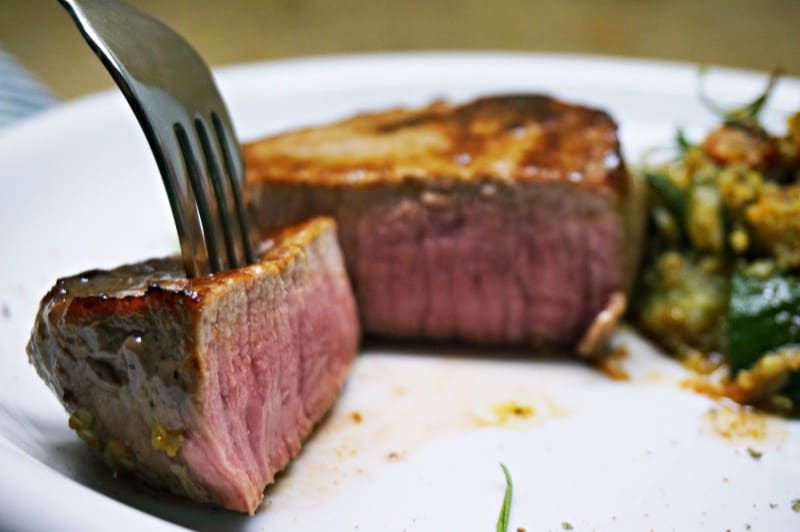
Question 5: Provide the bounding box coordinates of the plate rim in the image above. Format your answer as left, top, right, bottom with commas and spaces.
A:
2, 50, 798, 147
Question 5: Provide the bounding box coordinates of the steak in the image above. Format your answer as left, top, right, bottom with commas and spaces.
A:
245, 95, 643, 352
26, 217, 359, 514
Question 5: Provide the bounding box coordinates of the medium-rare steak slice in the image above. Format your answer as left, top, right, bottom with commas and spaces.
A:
27, 217, 359, 514
245, 95, 643, 352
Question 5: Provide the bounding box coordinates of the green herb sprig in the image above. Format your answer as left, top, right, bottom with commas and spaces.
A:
696, 66, 782, 129
496, 463, 513, 532
675, 128, 693, 154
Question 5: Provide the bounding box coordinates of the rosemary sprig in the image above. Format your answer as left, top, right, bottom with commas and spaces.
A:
496, 463, 513, 532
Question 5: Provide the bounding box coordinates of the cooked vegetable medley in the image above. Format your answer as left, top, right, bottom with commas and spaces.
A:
632, 71, 800, 413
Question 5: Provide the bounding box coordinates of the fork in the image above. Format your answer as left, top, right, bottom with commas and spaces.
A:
58, 0, 256, 277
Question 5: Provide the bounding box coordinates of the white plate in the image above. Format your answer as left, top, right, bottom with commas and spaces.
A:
1, 53, 799, 532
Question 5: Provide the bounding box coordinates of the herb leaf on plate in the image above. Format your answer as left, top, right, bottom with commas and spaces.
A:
497, 463, 513, 532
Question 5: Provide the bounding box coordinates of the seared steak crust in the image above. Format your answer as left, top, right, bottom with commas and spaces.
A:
245, 95, 643, 349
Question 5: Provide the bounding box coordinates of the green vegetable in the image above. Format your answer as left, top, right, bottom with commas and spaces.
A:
635, 252, 729, 355
645, 171, 687, 228
728, 273, 800, 374
675, 128, 692, 154
687, 184, 724, 253
496, 463, 513, 532
697, 67, 781, 128
725, 70, 781, 127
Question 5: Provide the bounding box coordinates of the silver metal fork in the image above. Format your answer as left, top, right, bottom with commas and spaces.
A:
59, 0, 256, 277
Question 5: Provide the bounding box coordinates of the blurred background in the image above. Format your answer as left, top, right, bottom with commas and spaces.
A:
0, 0, 798, 100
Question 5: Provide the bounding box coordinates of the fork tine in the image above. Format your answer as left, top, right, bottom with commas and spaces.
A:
174, 123, 229, 273
211, 112, 257, 265
195, 115, 245, 268
161, 133, 210, 277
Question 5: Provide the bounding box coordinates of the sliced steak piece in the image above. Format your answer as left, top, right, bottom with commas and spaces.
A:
27, 217, 359, 514
245, 95, 643, 351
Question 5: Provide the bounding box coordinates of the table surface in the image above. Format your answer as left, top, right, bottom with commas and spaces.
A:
1, 0, 799, 101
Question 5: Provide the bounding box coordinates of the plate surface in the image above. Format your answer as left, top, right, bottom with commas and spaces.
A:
1, 53, 799, 532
